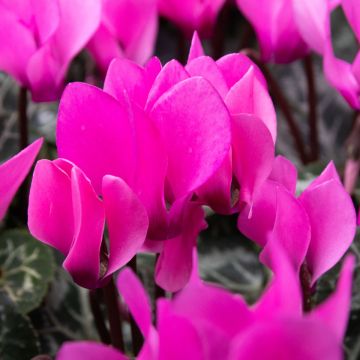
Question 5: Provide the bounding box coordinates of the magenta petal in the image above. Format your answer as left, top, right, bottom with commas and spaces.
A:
102, 175, 148, 277
0, 5, 36, 85
186, 56, 229, 99
145, 59, 189, 111
87, 24, 124, 74
225, 67, 276, 142
104, 57, 146, 106
342, 0, 360, 43
268, 155, 297, 194
310, 255, 355, 342
260, 186, 311, 274
63, 167, 105, 289
57, 341, 127, 360
0, 138, 42, 221
187, 31, 205, 62
232, 114, 274, 205
155, 202, 206, 292
237, 180, 277, 247
299, 178, 356, 284
28, 158, 74, 255
151, 77, 231, 199
51, 0, 101, 64
117, 268, 152, 336
305, 161, 341, 190
217, 53, 266, 88
229, 319, 342, 360
57, 83, 136, 194
157, 300, 204, 360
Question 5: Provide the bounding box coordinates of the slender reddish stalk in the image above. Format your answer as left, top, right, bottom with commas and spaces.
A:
177, 29, 187, 64
243, 49, 309, 164
103, 277, 125, 351
303, 55, 319, 162
300, 263, 313, 312
18, 86, 28, 149
89, 289, 111, 345
128, 256, 143, 356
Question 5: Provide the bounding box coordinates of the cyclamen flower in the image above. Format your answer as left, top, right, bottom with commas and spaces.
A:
238, 157, 357, 284
57, 247, 355, 359
87, 0, 158, 73
0, 0, 101, 101
0, 138, 42, 221
158, 0, 226, 37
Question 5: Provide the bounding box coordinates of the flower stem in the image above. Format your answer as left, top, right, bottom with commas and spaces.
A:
89, 289, 111, 345
128, 256, 143, 356
18, 86, 28, 149
303, 55, 319, 162
103, 277, 124, 351
300, 263, 313, 312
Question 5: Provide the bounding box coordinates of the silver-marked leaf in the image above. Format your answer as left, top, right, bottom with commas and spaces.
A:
0, 291, 40, 360
0, 229, 55, 314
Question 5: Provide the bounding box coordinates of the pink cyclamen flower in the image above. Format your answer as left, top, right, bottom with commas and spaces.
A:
158, 0, 226, 37
29, 37, 237, 290
87, 0, 158, 73
0, 138, 42, 221
238, 157, 357, 284
57, 248, 355, 359
0, 0, 101, 101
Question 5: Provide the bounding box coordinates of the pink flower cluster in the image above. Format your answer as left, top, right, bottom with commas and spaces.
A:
57, 248, 355, 359
237, 0, 360, 109
27, 34, 356, 298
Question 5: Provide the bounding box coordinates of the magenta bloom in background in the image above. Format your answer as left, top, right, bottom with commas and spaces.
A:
87, 0, 158, 73
0, 0, 101, 101
0, 138, 42, 221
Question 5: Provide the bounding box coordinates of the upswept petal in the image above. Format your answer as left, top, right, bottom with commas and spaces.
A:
63, 167, 105, 289
155, 201, 206, 292
232, 114, 274, 205
0, 138, 42, 221
0, 5, 36, 84
309, 255, 355, 342
186, 56, 229, 99
225, 67, 276, 142
150, 76, 231, 199
268, 155, 297, 194
117, 267, 152, 336
299, 178, 356, 284
145, 60, 189, 111
187, 31, 205, 62
102, 175, 149, 277
57, 83, 136, 194
28, 158, 74, 255
216, 53, 266, 89
56, 341, 127, 360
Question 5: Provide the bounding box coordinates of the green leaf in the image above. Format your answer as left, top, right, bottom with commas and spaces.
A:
0, 229, 55, 314
0, 291, 40, 360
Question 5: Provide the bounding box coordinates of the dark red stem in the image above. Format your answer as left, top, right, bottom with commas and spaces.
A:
18, 86, 28, 149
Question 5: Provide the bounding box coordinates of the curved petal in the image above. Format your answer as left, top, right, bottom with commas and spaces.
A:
186, 56, 229, 99
0, 5, 36, 85
299, 178, 356, 284
150, 76, 231, 199
102, 175, 149, 277
216, 53, 266, 89
57, 341, 127, 360
117, 267, 152, 336
225, 67, 276, 142
268, 155, 297, 194
309, 255, 355, 342
63, 166, 105, 289
0, 138, 42, 221
187, 31, 205, 62
145, 59, 189, 111
28, 158, 74, 255
232, 114, 274, 205
155, 202, 206, 292
57, 83, 136, 194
